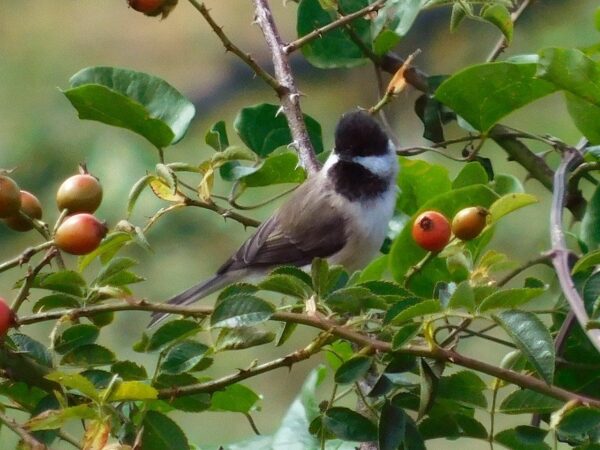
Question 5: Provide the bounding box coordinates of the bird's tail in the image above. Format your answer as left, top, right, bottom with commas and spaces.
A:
148, 273, 235, 327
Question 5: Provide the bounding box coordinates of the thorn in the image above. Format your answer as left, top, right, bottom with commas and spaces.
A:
275, 105, 285, 117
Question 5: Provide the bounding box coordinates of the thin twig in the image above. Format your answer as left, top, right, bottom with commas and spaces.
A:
188, 0, 282, 93
486, 0, 535, 62
252, 0, 321, 175
185, 198, 260, 227
0, 241, 55, 275
496, 253, 553, 287
0, 410, 47, 450
284, 0, 387, 54
11, 249, 57, 313
549, 148, 600, 352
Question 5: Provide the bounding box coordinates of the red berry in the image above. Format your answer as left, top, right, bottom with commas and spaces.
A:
56, 174, 103, 214
127, 0, 178, 18
0, 175, 22, 218
4, 191, 43, 232
0, 298, 14, 336
412, 211, 451, 252
452, 206, 489, 241
54, 213, 108, 255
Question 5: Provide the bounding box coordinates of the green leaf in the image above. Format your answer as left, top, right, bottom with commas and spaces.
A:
489, 193, 538, 223
447, 280, 476, 312
494, 310, 555, 383
557, 407, 600, 437
153, 373, 211, 413
26, 405, 98, 431
478, 288, 545, 312
206, 120, 229, 151
64, 66, 195, 148
146, 319, 201, 352
323, 407, 378, 442
492, 173, 525, 196
141, 410, 190, 450
54, 324, 99, 355
217, 283, 259, 303
582, 185, 600, 250
11, 333, 53, 368
437, 371, 487, 408
234, 103, 323, 156
450, 3, 467, 32
566, 93, 600, 144
573, 249, 600, 274
499, 389, 563, 414
31, 271, 87, 297
234, 150, 307, 187
111, 361, 148, 381
211, 383, 260, 413
160, 340, 209, 375
106, 381, 158, 401
435, 62, 557, 131
127, 174, 153, 217
452, 162, 489, 189
378, 400, 406, 450
396, 158, 451, 216
211, 294, 275, 328
482, 4, 513, 43
324, 287, 387, 314
391, 299, 441, 324
334, 356, 373, 385
32, 294, 81, 313
390, 185, 499, 295
297, 0, 371, 69
259, 273, 313, 298
537, 48, 600, 107
392, 323, 421, 350
214, 326, 275, 352
78, 231, 132, 272
94, 257, 137, 285
372, 0, 424, 38
417, 359, 439, 419
60, 344, 116, 367
271, 266, 314, 288
494, 426, 550, 450
45, 372, 99, 400
359, 280, 413, 297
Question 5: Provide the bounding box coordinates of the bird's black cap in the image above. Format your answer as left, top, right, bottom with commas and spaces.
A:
334, 111, 389, 158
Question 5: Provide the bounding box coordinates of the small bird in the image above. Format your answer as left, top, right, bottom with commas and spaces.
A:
150, 111, 398, 326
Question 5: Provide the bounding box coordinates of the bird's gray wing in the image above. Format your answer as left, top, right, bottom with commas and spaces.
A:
217, 184, 347, 274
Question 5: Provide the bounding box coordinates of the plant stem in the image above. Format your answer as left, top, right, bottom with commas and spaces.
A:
496, 253, 553, 287
252, 0, 321, 175
486, 0, 535, 62
11, 249, 57, 313
0, 240, 55, 275
0, 410, 48, 450
185, 198, 260, 228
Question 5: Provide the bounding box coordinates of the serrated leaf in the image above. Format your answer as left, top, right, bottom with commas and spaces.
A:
378, 400, 406, 450
418, 359, 438, 419
126, 176, 151, 218
32, 294, 81, 313
437, 371, 487, 408
210, 383, 260, 413
159, 340, 209, 375
45, 372, 99, 400
391, 299, 441, 324
146, 319, 200, 352
210, 295, 274, 328
324, 287, 387, 313
334, 356, 373, 385
557, 407, 600, 437
234, 103, 323, 156
60, 344, 116, 367
271, 266, 314, 288
54, 324, 100, 355
26, 405, 98, 431
31, 271, 87, 297
259, 274, 312, 298
489, 193, 538, 223
297, 0, 371, 69
478, 288, 545, 312
482, 4, 513, 43
215, 326, 275, 352
498, 389, 564, 414
216, 283, 259, 304
435, 62, 557, 131
323, 407, 378, 442
494, 310, 555, 383
447, 280, 476, 312
141, 410, 190, 450
111, 361, 147, 381
153, 373, 211, 413
11, 334, 53, 368
392, 323, 421, 350
64, 66, 195, 148
494, 426, 550, 450
105, 381, 158, 401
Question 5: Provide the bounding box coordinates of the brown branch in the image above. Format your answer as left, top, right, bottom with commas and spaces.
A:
187, 0, 282, 94
11, 248, 57, 313
0, 240, 55, 275
549, 148, 600, 353
0, 410, 48, 450
18, 301, 600, 406
284, 0, 387, 54
185, 198, 260, 228
496, 253, 553, 287
252, 0, 321, 175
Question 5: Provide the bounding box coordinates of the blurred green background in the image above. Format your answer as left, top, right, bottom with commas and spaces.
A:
0, 1, 598, 448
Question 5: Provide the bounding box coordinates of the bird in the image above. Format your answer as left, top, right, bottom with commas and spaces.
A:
149, 110, 398, 326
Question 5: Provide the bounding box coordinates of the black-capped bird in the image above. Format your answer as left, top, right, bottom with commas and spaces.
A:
150, 111, 398, 326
